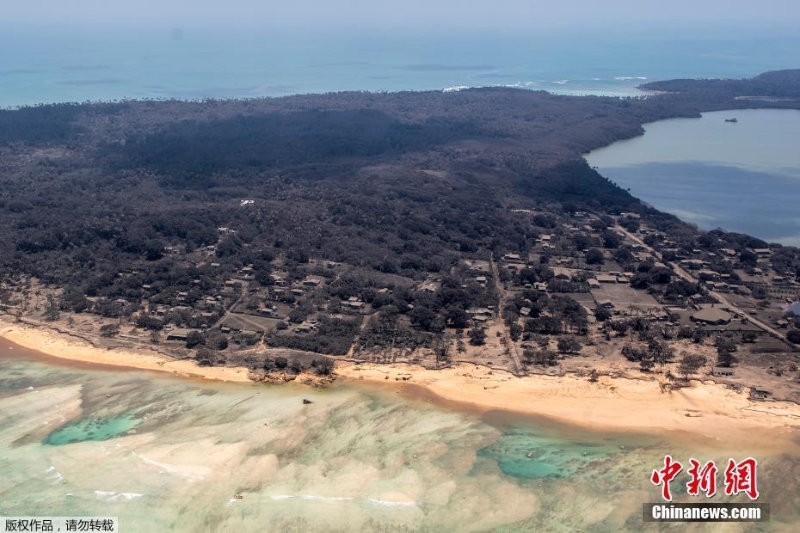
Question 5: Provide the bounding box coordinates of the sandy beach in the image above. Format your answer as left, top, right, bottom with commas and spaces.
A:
337, 361, 800, 450
3, 321, 800, 448
0, 322, 253, 383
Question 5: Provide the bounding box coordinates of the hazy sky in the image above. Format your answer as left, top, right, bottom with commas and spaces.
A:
6, 0, 800, 30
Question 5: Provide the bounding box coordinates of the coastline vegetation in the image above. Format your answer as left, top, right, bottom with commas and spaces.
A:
1, 70, 800, 397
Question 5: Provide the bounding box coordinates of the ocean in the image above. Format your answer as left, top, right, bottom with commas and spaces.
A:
2, 25, 800, 532
2, 346, 799, 532
1, 27, 800, 106
3, 25, 800, 245
0, 23, 800, 244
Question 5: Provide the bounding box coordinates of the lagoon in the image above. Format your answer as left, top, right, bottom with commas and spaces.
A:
586, 109, 800, 245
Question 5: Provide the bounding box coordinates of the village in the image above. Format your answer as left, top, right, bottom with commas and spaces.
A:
479, 209, 800, 403
2, 204, 800, 401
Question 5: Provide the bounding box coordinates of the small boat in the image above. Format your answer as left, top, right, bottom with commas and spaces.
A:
725, 118, 738, 123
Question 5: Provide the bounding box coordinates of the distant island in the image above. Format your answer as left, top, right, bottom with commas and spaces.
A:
2, 70, 800, 406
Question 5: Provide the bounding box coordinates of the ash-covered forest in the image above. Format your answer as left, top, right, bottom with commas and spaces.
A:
1, 70, 800, 368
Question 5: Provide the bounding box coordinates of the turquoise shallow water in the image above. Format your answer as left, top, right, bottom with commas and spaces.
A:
45, 413, 140, 446
477, 428, 636, 480
1, 346, 799, 532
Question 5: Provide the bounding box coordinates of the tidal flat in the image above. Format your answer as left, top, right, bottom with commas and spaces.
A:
2, 347, 799, 532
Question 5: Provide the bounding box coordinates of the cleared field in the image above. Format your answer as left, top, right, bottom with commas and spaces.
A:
221, 313, 281, 333
590, 284, 661, 310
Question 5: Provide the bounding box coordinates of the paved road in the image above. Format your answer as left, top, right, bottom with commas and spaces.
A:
615, 225, 788, 343
709, 289, 787, 341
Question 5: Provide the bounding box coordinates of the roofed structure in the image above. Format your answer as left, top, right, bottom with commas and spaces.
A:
166, 328, 193, 342
749, 387, 772, 400
691, 307, 732, 326
596, 275, 617, 284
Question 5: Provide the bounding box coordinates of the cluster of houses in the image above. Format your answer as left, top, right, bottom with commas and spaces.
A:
710, 366, 775, 401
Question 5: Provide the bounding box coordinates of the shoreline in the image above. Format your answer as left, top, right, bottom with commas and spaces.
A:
0, 322, 253, 384
336, 362, 800, 451
3, 321, 800, 448
0, 84, 648, 110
